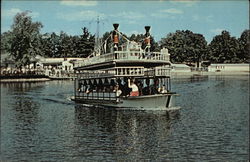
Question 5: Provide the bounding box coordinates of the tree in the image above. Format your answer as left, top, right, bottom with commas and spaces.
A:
160, 30, 208, 66
1, 31, 13, 53
77, 27, 95, 58
208, 31, 240, 63
58, 31, 72, 58
129, 34, 160, 52
69, 35, 81, 57
238, 29, 250, 63
8, 11, 43, 68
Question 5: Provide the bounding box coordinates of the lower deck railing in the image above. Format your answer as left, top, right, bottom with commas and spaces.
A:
75, 91, 120, 102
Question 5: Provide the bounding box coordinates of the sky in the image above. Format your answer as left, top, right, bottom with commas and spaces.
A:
1, 0, 249, 42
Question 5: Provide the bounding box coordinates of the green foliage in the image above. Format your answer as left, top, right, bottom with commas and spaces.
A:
208, 31, 240, 63
39, 28, 95, 58
7, 11, 43, 68
77, 27, 95, 57
129, 34, 160, 52
160, 30, 208, 66
1, 11, 248, 64
1, 31, 13, 53
238, 29, 250, 63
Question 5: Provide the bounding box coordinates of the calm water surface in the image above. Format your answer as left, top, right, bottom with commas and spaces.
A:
1, 76, 249, 161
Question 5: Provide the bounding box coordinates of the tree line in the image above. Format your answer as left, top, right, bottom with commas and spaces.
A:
1, 11, 249, 68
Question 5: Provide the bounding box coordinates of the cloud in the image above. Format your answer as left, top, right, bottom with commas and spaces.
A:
161, 8, 183, 14
111, 11, 145, 20
109, 11, 145, 25
60, 0, 97, 7
150, 13, 175, 19
150, 8, 182, 19
192, 14, 214, 23
2, 8, 40, 19
210, 28, 224, 34
170, 0, 199, 7
2, 8, 22, 17
57, 10, 105, 21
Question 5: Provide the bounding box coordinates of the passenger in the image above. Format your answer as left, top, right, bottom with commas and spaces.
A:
97, 79, 103, 92
85, 85, 91, 94
137, 80, 143, 96
150, 78, 159, 95
113, 84, 122, 96
122, 77, 131, 96
78, 83, 82, 92
110, 79, 116, 92
103, 78, 110, 92
159, 84, 168, 93
93, 79, 98, 92
142, 78, 151, 95
85, 80, 94, 94
128, 78, 139, 96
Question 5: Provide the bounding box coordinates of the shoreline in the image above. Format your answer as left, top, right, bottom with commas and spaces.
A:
0, 78, 51, 83
171, 71, 249, 77
0, 71, 249, 83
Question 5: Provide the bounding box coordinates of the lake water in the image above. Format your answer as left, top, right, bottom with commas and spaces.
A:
1, 75, 249, 161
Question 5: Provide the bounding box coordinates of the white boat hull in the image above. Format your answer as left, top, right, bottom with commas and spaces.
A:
72, 93, 179, 111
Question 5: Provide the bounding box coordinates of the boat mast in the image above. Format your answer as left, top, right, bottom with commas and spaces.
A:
94, 16, 101, 56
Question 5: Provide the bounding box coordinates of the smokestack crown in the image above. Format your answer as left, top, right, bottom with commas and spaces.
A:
113, 24, 119, 30
145, 26, 151, 33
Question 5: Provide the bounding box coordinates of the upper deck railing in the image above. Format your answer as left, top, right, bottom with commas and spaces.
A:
76, 66, 171, 80
74, 49, 170, 68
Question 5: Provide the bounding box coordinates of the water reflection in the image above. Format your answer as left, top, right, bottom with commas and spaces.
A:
1, 91, 41, 161
1, 82, 45, 93
74, 105, 179, 161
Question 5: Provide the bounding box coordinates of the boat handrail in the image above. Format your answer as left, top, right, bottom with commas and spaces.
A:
76, 91, 120, 102
74, 50, 170, 68
77, 66, 171, 79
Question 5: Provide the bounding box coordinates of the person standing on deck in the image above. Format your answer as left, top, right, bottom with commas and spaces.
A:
128, 78, 139, 96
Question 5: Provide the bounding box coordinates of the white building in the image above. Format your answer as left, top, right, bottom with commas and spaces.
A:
208, 64, 249, 72
171, 63, 191, 72
36, 57, 85, 77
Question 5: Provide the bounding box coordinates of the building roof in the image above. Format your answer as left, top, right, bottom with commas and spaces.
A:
171, 63, 190, 68
210, 63, 249, 66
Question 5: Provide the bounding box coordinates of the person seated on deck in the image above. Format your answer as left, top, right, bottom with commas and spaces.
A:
128, 78, 139, 96
159, 85, 168, 93
113, 84, 122, 97
85, 85, 92, 94
142, 78, 151, 95
136, 80, 143, 96
97, 79, 104, 92
150, 78, 160, 95
78, 83, 82, 92
121, 77, 131, 96
103, 78, 110, 92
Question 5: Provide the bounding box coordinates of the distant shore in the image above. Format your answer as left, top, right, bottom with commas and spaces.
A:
0, 71, 249, 83
171, 71, 249, 78
0, 78, 51, 83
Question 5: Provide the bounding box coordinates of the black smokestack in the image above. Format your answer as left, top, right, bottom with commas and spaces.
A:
145, 26, 151, 36
113, 23, 119, 30
145, 26, 150, 32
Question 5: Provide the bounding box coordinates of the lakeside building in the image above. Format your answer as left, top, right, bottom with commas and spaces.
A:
170, 64, 191, 72
38, 57, 85, 78
208, 64, 249, 72
0, 54, 86, 79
